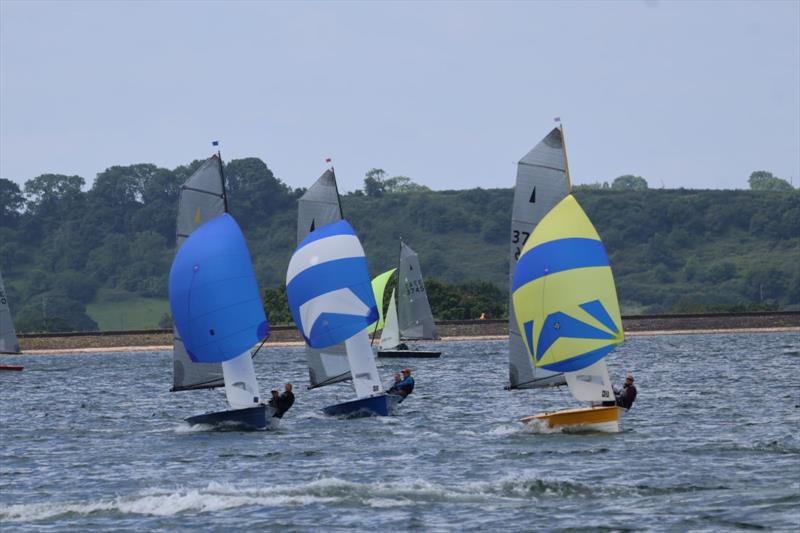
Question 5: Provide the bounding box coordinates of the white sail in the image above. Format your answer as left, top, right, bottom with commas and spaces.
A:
397, 241, 438, 340
172, 156, 226, 391
379, 290, 400, 350
297, 169, 351, 388
345, 329, 385, 398
222, 349, 263, 410
0, 271, 21, 354
508, 128, 570, 389
564, 359, 615, 404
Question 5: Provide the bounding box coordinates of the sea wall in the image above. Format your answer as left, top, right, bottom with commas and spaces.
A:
11, 312, 799, 352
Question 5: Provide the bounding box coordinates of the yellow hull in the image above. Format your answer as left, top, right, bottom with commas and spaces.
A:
521, 405, 620, 433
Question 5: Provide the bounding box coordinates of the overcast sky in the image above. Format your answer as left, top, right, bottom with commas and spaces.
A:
1, 0, 798, 193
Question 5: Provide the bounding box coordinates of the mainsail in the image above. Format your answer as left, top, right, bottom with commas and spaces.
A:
286, 220, 383, 398
297, 169, 351, 388
397, 241, 438, 339
172, 156, 227, 391
508, 127, 571, 389
169, 213, 269, 409
0, 271, 21, 354
512, 195, 623, 403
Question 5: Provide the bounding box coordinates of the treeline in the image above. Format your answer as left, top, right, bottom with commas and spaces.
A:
1, 158, 797, 332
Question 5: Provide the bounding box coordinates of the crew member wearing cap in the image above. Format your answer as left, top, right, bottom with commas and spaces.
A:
615, 374, 637, 410
395, 368, 415, 398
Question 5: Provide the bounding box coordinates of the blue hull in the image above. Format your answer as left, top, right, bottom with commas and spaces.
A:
185, 404, 276, 430
323, 393, 402, 418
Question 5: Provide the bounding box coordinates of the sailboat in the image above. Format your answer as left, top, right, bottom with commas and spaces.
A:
513, 194, 624, 432
376, 240, 441, 358
286, 220, 399, 418
296, 168, 352, 389
507, 127, 570, 390
0, 271, 23, 370
169, 212, 276, 429
171, 155, 227, 392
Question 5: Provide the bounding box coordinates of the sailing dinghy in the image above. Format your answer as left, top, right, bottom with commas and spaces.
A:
507, 127, 570, 390
286, 220, 400, 418
0, 271, 22, 369
376, 241, 441, 358
513, 195, 624, 432
171, 155, 227, 393
296, 168, 352, 389
169, 213, 275, 430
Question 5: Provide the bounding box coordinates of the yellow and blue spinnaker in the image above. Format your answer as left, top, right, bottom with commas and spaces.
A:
511, 195, 624, 373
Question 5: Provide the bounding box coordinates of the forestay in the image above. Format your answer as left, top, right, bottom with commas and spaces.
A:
508, 128, 570, 389
0, 271, 21, 354
172, 156, 227, 391
397, 241, 438, 340
286, 220, 383, 398
512, 195, 623, 403
297, 169, 351, 388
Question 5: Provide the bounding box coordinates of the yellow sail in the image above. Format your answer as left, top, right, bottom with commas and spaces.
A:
511, 195, 623, 373
367, 268, 397, 333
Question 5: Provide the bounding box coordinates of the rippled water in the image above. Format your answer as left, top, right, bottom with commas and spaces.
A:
1, 333, 798, 531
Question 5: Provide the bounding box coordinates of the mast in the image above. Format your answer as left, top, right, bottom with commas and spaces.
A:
216, 146, 229, 213
330, 163, 345, 218
559, 124, 573, 194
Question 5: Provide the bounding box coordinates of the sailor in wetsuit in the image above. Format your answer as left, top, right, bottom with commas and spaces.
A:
387, 373, 402, 394
269, 382, 295, 418
615, 375, 637, 410
395, 368, 415, 399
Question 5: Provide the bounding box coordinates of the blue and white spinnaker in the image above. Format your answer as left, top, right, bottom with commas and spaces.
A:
286, 220, 387, 404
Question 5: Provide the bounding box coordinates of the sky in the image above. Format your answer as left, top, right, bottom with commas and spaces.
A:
1, 0, 798, 194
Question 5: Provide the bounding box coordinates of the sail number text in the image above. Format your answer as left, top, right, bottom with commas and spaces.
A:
512, 230, 531, 260
404, 280, 425, 297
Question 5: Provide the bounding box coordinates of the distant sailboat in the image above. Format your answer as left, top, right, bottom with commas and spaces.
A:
296, 168, 352, 389
376, 240, 441, 358
507, 128, 570, 390
0, 271, 21, 356
513, 194, 624, 432
169, 213, 276, 429
286, 220, 399, 417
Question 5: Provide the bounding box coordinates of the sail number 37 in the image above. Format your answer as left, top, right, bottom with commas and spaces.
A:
512, 230, 531, 260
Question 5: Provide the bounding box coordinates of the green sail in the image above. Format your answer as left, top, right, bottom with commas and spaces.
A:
367, 268, 397, 333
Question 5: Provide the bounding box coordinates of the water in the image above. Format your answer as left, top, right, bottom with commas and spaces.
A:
1, 332, 798, 531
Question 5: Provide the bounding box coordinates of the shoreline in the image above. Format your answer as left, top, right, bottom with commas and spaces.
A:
7, 325, 798, 355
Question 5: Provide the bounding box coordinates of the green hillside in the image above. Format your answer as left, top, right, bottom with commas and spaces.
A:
1, 158, 797, 332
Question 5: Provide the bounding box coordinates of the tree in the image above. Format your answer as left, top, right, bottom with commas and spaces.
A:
363, 168, 387, 197
0, 179, 24, 227
383, 176, 430, 194
748, 170, 793, 191
612, 175, 648, 190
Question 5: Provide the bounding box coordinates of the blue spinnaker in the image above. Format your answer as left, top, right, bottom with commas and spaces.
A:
169, 213, 269, 363
286, 220, 377, 349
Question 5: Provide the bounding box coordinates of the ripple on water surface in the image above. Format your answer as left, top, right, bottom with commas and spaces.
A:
1, 334, 799, 531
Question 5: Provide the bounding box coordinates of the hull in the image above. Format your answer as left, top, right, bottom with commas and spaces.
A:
521, 405, 620, 433
0, 364, 23, 371
322, 393, 401, 418
377, 350, 441, 358
185, 404, 277, 430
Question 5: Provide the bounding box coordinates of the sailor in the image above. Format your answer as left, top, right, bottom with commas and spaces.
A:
269, 382, 295, 418
395, 368, 415, 398
615, 374, 637, 410
387, 373, 402, 395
